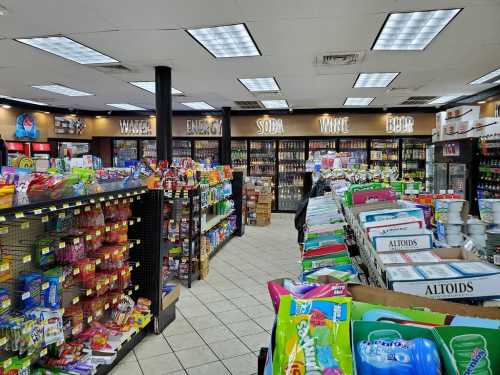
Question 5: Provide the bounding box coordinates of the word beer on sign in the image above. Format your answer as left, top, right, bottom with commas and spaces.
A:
386, 115, 414, 134
186, 118, 222, 136
119, 120, 152, 135
319, 116, 349, 134
256, 117, 284, 135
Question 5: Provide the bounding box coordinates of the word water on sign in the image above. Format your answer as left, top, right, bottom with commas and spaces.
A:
386, 116, 414, 134
256, 118, 284, 135
119, 120, 152, 135
319, 117, 349, 134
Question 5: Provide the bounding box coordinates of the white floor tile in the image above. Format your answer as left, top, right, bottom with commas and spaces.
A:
210, 338, 252, 360
139, 353, 183, 374
222, 353, 258, 375
186, 361, 231, 375
175, 345, 218, 369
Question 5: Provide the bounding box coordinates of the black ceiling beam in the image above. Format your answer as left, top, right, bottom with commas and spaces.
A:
442, 83, 500, 109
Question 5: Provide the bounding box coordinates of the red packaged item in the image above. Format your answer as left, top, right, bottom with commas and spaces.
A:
117, 265, 131, 290
64, 304, 84, 336
95, 273, 110, 296
77, 258, 96, 289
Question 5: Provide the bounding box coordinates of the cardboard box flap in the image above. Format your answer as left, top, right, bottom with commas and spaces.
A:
350, 202, 401, 217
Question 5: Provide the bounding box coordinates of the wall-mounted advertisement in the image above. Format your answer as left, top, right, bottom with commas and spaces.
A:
15, 113, 39, 139
54, 115, 86, 135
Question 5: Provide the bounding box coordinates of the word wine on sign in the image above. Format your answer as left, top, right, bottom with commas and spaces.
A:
319, 116, 349, 134
386, 115, 414, 134
186, 118, 222, 136
256, 118, 284, 135
119, 120, 152, 135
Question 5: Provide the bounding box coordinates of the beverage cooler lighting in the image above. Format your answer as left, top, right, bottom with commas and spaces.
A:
308, 139, 336, 157
370, 138, 399, 167
278, 140, 305, 211
402, 138, 429, 181
113, 140, 138, 167
249, 140, 276, 208
172, 140, 192, 160
231, 140, 247, 173
194, 140, 219, 164
338, 139, 368, 167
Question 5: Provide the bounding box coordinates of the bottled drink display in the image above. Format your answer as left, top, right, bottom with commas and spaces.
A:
370, 139, 399, 167
173, 140, 192, 159
425, 145, 434, 192
478, 139, 500, 198
308, 139, 336, 157
231, 140, 247, 173
249, 140, 276, 208
113, 139, 138, 167
278, 140, 305, 211
401, 138, 430, 181
141, 140, 157, 161
194, 140, 219, 164
338, 139, 368, 167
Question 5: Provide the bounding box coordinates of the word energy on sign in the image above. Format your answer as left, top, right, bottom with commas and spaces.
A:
256, 118, 284, 135
319, 117, 349, 134
186, 119, 222, 136
386, 116, 414, 134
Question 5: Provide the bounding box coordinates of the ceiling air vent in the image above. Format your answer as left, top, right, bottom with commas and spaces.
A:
92, 64, 134, 74
401, 96, 438, 105
234, 100, 262, 109
315, 52, 364, 66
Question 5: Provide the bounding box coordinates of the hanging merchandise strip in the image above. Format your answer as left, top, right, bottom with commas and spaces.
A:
0, 186, 154, 374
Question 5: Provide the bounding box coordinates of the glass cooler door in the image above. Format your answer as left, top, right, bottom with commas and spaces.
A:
140, 140, 157, 161
370, 138, 400, 169
433, 163, 448, 193
308, 139, 336, 158
113, 139, 138, 167
338, 138, 368, 167
231, 140, 248, 173
278, 140, 305, 211
449, 163, 467, 196
194, 140, 219, 164
249, 140, 276, 208
172, 140, 192, 161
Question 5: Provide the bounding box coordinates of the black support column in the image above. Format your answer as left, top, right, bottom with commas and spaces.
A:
221, 106, 232, 165
155, 66, 172, 163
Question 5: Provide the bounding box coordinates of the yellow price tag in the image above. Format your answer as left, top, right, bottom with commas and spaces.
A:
74, 208, 80, 215
137, 217, 142, 223
128, 266, 133, 272
72, 296, 79, 304
105, 303, 110, 310
137, 239, 141, 245
58, 212, 66, 219
0, 337, 6, 346
86, 234, 92, 241
0, 216, 5, 222
15, 212, 24, 219
41, 282, 49, 290
42, 215, 49, 223
0, 263, 9, 272
59, 242, 65, 249
1, 300, 10, 309
63, 203, 69, 209
112, 275, 118, 281
96, 284, 101, 290
86, 289, 92, 296
34, 208, 42, 215
90, 199, 95, 204
87, 316, 93, 323
128, 290, 133, 296
0, 227, 8, 235
126, 192, 131, 197
59, 275, 65, 283
73, 238, 79, 245
118, 194, 123, 198
76, 201, 82, 206
129, 220, 134, 225
3, 358, 12, 369
109, 195, 114, 200
21, 221, 29, 229
96, 230, 101, 236
49, 206, 57, 212
134, 285, 139, 291
96, 259, 101, 265
99, 197, 105, 202
112, 298, 118, 304
104, 254, 110, 260
22, 255, 31, 263
84, 206, 91, 212
136, 262, 140, 268
40, 348, 48, 357
95, 203, 101, 208
105, 226, 110, 232
41, 246, 50, 255
73, 268, 80, 275
114, 223, 119, 229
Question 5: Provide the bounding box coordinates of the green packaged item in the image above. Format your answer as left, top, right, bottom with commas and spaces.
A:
344, 183, 384, 207
302, 254, 351, 272
273, 295, 353, 375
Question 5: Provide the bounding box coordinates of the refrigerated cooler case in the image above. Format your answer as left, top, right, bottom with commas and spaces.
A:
478, 139, 500, 199
56, 141, 90, 158
278, 140, 305, 211
6, 141, 29, 166
113, 139, 138, 167
425, 145, 434, 192
194, 140, 219, 164
433, 138, 479, 212
231, 140, 247, 173
370, 138, 400, 168
402, 138, 430, 181
172, 139, 192, 161
140, 139, 157, 162
249, 140, 276, 209
338, 138, 368, 168
308, 139, 336, 158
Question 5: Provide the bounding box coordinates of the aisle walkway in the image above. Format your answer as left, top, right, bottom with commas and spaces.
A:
112, 213, 300, 375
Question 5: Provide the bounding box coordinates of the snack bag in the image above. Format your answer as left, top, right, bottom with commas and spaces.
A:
273, 295, 353, 375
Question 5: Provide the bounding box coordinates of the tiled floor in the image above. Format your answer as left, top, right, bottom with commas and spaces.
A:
111, 213, 300, 375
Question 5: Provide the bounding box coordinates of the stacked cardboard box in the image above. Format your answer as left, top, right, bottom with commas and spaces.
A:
245, 177, 273, 226
199, 236, 210, 279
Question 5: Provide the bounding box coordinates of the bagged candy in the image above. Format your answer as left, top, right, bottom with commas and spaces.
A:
273, 295, 353, 375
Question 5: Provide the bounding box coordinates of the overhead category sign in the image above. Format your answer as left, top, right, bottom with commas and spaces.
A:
386, 115, 414, 134
186, 118, 222, 136
256, 117, 284, 135
319, 116, 349, 134
119, 119, 152, 135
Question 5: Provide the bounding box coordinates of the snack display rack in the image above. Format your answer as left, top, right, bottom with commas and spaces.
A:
277, 140, 305, 211
0, 185, 157, 374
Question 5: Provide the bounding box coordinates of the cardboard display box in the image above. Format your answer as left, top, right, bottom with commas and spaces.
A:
161, 283, 180, 311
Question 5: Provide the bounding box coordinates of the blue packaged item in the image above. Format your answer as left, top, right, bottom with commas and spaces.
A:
360, 208, 424, 224
18, 272, 42, 310
356, 338, 441, 375
43, 275, 61, 308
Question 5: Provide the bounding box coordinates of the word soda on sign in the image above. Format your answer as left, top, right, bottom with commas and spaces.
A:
386, 116, 414, 134
256, 118, 284, 135
119, 120, 152, 135
319, 117, 349, 134
186, 119, 222, 136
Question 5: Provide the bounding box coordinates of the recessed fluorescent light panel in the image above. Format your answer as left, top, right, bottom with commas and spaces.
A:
354, 72, 399, 88
373, 9, 462, 51
261, 100, 289, 109
0, 95, 46, 106
344, 97, 374, 106
470, 68, 500, 85
238, 77, 280, 93
129, 81, 183, 95
32, 84, 94, 97
428, 95, 462, 104
16, 36, 118, 64
181, 101, 215, 110
106, 103, 146, 111
187, 23, 261, 58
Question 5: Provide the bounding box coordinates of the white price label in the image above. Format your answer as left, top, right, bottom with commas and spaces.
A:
22, 255, 31, 263
58, 212, 66, 219
21, 292, 30, 300
41, 282, 49, 290
63, 203, 69, 209
84, 206, 91, 212
72, 296, 79, 304
42, 215, 49, 223
34, 209, 42, 215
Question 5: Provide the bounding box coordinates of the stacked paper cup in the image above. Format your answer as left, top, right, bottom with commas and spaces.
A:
467, 218, 486, 250
445, 200, 465, 246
